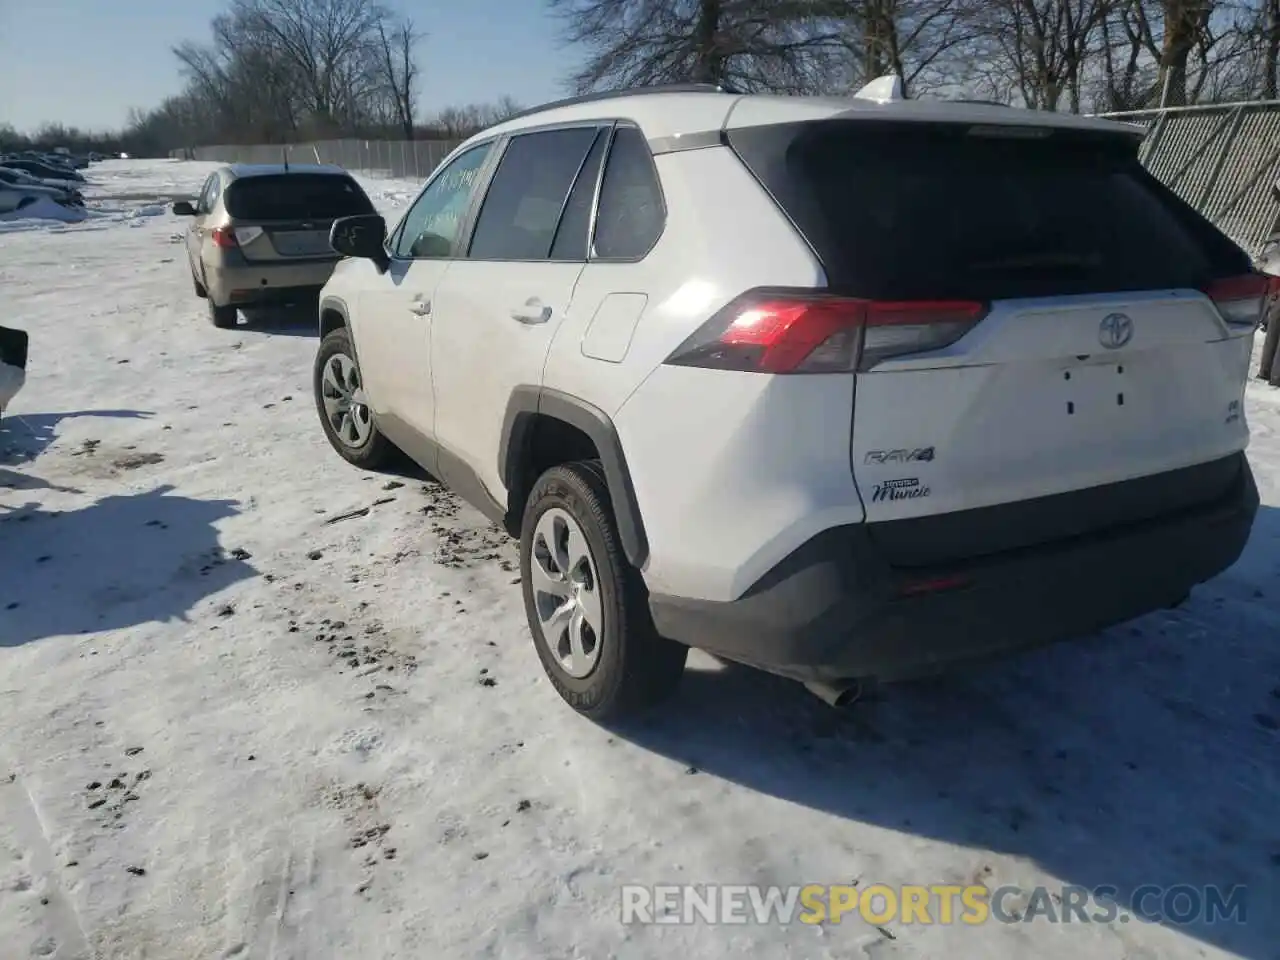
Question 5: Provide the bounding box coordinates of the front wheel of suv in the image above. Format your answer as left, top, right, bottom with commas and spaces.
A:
521, 461, 687, 720
313, 327, 396, 469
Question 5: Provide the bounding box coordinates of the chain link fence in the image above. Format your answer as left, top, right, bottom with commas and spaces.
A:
173, 102, 1280, 258
1095, 101, 1280, 259
170, 138, 464, 183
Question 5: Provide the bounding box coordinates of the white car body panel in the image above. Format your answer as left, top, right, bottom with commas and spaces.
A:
318, 86, 1256, 618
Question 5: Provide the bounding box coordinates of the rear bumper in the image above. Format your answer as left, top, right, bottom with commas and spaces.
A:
205, 257, 337, 306
648, 454, 1259, 683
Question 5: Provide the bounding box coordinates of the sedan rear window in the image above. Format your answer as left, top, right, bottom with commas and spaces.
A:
727, 120, 1250, 301
224, 174, 374, 220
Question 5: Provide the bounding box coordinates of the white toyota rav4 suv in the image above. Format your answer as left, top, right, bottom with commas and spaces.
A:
313, 79, 1265, 719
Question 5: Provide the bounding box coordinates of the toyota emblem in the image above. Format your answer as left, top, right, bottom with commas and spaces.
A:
1099, 313, 1134, 350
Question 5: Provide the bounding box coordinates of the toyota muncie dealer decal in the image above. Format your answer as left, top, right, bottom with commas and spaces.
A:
870, 478, 931, 503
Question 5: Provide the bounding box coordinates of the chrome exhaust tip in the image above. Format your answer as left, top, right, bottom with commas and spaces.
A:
803, 679, 863, 708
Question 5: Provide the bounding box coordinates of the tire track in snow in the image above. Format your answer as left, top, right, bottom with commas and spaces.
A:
0, 770, 95, 959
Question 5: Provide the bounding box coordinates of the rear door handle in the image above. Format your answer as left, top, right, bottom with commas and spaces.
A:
410, 298, 431, 317
510, 299, 551, 324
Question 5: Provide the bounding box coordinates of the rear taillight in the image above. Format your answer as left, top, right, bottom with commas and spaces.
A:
1205, 273, 1275, 329
210, 226, 238, 249
664, 290, 987, 374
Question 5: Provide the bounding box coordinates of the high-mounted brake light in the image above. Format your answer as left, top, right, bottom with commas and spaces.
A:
210, 225, 239, 249
664, 290, 987, 374
1205, 273, 1276, 329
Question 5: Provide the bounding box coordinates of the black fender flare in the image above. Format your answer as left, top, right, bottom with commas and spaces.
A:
317, 295, 378, 410
500, 386, 650, 568
318, 295, 350, 338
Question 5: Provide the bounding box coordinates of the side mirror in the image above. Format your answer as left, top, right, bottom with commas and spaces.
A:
331, 214, 389, 271
172, 200, 196, 216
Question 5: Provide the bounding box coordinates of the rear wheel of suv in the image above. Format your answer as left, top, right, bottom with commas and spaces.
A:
520, 461, 687, 720
208, 300, 237, 328
313, 326, 396, 469
192, 271, 207, 299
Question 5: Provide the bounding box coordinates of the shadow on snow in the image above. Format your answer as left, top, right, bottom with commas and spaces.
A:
613, 505, 1280, 959
0, 483, 254, 647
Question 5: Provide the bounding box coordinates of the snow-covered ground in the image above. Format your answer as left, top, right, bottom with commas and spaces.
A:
1, 158, 1278, 960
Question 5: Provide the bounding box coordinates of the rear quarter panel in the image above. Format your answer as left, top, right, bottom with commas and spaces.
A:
580, 146, 864, 602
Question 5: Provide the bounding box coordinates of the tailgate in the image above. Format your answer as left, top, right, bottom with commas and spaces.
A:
724, 114, 1259, 564
237, 221, 336, 261
224, 172, 372, 261
851, 290, 1253, 558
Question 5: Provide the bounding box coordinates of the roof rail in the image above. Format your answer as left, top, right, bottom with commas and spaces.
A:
502, 84, 733, 124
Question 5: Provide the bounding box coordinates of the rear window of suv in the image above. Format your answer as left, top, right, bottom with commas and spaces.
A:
224, 174, 374, 220
727, 120, 1250, 301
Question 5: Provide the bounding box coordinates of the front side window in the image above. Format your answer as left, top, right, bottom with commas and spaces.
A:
468, 127, 602, 261
393, 143, 493, 259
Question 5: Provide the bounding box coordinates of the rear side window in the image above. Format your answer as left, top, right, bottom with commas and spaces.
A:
727, 121, 1250, 300
197, 175, 220, 214
224, 174, 374, 220
209, 176, 223, 209
468, 127, 601, 260
593, 126, 664, 260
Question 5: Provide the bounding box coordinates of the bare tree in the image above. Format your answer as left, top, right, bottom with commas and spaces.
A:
377, 18, 422, 139
831, 0, 982, 96
965, 0, 1117, 111
163, 0, 432, 144
1205, 0, 1280, 100
547, 0, 850, 94
227, 0, 389, 129
1262, 0, 1280, 96
1155, 0, 1216, 105
427, 98, 526, 139
1088, 0, 1257, 109
1096, 0, 1160, 109
34, 0, 1279, 160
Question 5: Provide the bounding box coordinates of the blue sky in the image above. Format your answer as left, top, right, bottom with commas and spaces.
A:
0, 0, 571, 133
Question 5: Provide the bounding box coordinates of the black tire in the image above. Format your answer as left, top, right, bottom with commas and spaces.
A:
208, 300, 237, 328
313, 326, 397, 469
521, 460, 687, 720
192, 272, 207, 299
